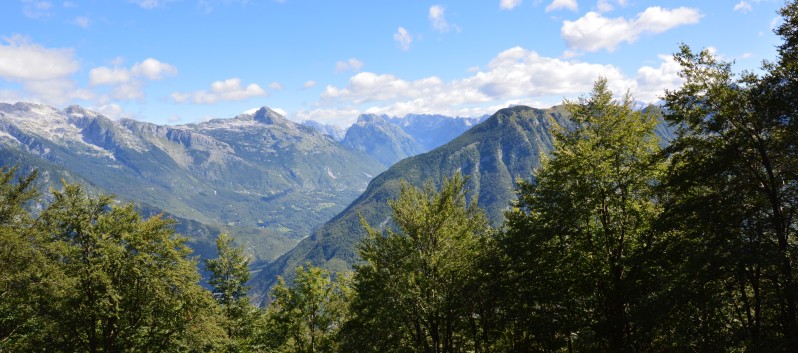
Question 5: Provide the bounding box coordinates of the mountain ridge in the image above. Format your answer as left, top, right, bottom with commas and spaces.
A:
0, 102, 385, 265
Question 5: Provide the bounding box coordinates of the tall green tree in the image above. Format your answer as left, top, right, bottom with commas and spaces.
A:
206, 233, 261, 351
660, 2, 798, 348
500, 78, 666, 352
0, 166, 53, 351
35, 182, 227, 352
265, 264, 349, 353
341, 174, 492, 353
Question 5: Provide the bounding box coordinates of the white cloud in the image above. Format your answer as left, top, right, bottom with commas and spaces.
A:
94, 103, 125, 119
111, 82, 145, 100
500, 0, 522, 10
129, 0, 175, 9
89, 66, 131, 86
269, 82, 284, 90
546, 0, 578, 12
303, 80, 317, 89
0, 35, 91, 105
429, 5, 453, 33
130, 58, 177, 80
335, 58, 364, 73
73, 16, 90, 28
0, 34, 79, 81
596, 0, 626, 13
596, 0, 612, 13
562, 7, 701, 52
172, 78, 267, 104
90, 58, 176, 86
22, 0, 53, 18
633, 54, 683, 102
733, 1, 752, 13
171, 92, 189, 103
88, 58, 176, 101
394, 27, 413, 51
305, 46, 681, 125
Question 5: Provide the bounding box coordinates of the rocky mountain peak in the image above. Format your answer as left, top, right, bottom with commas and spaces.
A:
252, 107, 291, 126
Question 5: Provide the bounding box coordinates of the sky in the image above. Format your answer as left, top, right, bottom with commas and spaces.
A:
0, 0, 787, 127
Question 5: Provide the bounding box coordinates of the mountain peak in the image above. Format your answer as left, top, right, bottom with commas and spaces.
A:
63, 105, 105, 120
252, 107, 290, 126
0, 102, 60, 116
354, 113, 390, 127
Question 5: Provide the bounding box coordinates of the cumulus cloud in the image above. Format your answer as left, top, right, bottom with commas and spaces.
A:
335, 58, 364, 73
0, 34, 79, 81
429, 5, 456, 33
130, 58, 178, 80
89, 67, 131, 86
500, 0, 522, 10
305, 46, 682, 125
394, 27, 413, 51
303, 80, 317, 89
172, 78, 267, 104
269, 81, 284, 90
546, 0, 578, 12
88, 58, 176, 101
562, 6, 701, 52
733, 1, 752, 13
0, 35, 90, 105
89, 58, 176, 86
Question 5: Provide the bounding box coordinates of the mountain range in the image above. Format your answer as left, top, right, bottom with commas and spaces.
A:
0, 102, 478, 268
253, 105, 569, 291
305, 113, 484, 167
0, 103, 385, 263
0, 101, 672, 298
254, 104, 675, 296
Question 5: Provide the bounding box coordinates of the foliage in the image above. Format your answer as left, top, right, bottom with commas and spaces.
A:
207, 233, 263, 351
0, 175, 229, 352
264, 264, 350, 353
499, 78, 666, 352
341, 174, 492, 353
657, 9, 798, 349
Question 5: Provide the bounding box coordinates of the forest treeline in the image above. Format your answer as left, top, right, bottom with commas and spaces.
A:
2, 2, 798, 352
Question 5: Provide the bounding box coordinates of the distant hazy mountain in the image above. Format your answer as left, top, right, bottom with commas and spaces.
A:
391, 113, 486, 151
340, 114, 426, 167
0, 102, 384, 264
253, 105, 572, 293
301, 120, 346, 141
338, 113, 486, 168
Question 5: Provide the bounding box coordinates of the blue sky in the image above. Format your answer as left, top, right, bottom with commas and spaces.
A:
0, 0, 786, 126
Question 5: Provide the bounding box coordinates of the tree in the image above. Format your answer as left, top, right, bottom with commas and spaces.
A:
35, 182, 227, 352
206, 233, 261, 351
265, 264, 349, 353
499, 78, 666, 352
660, 2, 798, 346
0, 166, 51, 351
341, 174, 492, 353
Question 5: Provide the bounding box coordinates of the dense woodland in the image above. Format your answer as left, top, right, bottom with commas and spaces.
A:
2, 2, 798, 352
